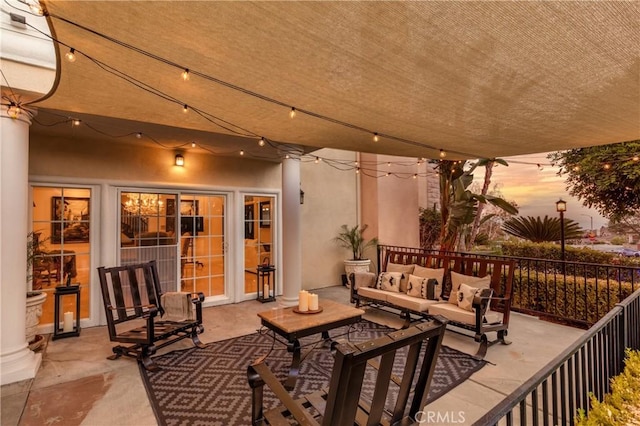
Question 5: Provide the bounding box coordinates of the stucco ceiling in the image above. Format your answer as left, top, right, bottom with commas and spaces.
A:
33, 1, 640, 160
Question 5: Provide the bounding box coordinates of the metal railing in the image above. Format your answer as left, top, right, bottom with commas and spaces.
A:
473, 287, 640, 425
377, 245, 639, 327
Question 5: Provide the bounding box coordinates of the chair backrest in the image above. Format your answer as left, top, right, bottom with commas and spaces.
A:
97, 260, 164, 339
322, 319, 447, 426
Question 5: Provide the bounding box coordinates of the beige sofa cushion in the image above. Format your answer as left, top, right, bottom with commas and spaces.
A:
357, 286, 390, 302
412, 266, 445, 298
386, 263, 415, 292
430, 302, 503, 325
376, 272, 403, 292
457, 283, 478, 311
386, 293, 443, 313
449, 271, 491, 305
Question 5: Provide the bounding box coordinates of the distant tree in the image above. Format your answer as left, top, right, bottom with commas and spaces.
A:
607, 212, 640, 236
548, 141, 640, 221
502, 215, 584, 243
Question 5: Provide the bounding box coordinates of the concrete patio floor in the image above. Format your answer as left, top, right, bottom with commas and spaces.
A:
1, 286, 585, 426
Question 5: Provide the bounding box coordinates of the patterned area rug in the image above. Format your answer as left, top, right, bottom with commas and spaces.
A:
139, 321, 485, 425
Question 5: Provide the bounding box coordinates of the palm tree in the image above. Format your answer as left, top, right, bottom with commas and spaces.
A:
502, 215, 583, 242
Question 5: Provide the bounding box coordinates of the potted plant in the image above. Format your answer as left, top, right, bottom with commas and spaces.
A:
334, 224, 379, 286
26, 231, 48, 349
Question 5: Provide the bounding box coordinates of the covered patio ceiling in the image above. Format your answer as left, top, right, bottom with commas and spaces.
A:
34, 1, 639, 160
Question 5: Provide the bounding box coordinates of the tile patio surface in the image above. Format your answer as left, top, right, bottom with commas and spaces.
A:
1, 286, 585, 426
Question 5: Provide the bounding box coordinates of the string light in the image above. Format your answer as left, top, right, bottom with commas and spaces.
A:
439, 149, 447, 158
603, 163, 611, 170
289, 107, 296, 119
314, 157, 320, 164
354, 161, 359, 166
537, 164, 544, 171
385, 172, 390, 177
258, 137, 265, 147
191, 141, 196, 148
413, 174, 418, 179
387, 162, 391, 167
65, 48, 76, 62
181, 68, 190, 81
26, 0, 43, 15
356, 168, 360, 174
240, 150, 245, 156
7, 103, 21, 119
633, 155, 639, 162
572, 165, 580, 172
285, 154, 290, 159
183, 104, 188, 113
373, 133, 379, 142
72, 118, 81, 126
136, 132, 142, 139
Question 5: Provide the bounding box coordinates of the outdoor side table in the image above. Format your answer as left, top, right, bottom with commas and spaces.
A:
53, 284, 81, 340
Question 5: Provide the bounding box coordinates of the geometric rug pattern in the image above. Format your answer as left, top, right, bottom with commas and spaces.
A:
139, 321, 485, 425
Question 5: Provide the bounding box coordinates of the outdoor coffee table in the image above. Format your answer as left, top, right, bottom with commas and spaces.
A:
257, 298, 365, 389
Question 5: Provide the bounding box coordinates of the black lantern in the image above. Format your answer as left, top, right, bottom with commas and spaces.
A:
53, 284, 81, 340
257, 264, 276, 303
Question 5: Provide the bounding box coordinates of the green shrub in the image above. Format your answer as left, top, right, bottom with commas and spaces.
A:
610, 236, 626, 245
575, 349, 640, 425
511, 273, 636, 325
502, 241, 640, 267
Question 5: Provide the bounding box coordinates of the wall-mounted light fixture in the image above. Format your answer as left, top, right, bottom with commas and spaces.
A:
300, 189, 305, 205
175, 154, 185, 167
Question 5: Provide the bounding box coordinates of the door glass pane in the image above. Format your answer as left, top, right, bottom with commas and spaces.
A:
120, 191, 177, 293
31, 186, 92, 325
180, 194, 226, 298
244, 195, 275, 295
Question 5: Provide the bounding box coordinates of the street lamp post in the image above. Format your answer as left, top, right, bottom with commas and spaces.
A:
556, 199, 567, 262
581, 213, 594, 243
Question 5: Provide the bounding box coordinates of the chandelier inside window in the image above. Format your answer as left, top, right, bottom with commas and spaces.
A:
123, 193, 164, 215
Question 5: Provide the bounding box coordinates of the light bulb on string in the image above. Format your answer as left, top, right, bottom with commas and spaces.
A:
603, 163, 611, 170
385, 172, 390, 177
7, 103, 21, 119
439, 149, 447, 159
373, 133, 379, 142
65, 48, 76, 62
183, 104, 188, 113
314, 157, 320, 164
181, 69, 190, 81
572, 165, 580, 172
289, 107, 296, 119
27, 1, 43, 15
285, 154, 290, 159
387, 162, 391, 167
633, 155, 639, 162
537, 164, 544, 171
136, 132, 142, 139
354, 161, 359, 167
191, 141, 196, 148
258, 137, 265, 147
355, 168, 360, 174
240, 150, 245, 156
413, 174, 418, 179
72, 119, 81, 126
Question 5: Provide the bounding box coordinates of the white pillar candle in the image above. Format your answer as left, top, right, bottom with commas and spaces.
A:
309, 293, 319, 311
298, 290, 308, 311
63, 311, 74, 333
263, 283, 270, 298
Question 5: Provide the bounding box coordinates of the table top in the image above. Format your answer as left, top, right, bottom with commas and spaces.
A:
257, 299, 364, 335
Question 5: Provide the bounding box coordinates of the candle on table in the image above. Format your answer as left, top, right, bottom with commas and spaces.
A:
63, 311, 74, 333
298, 290, 308, 311
309, 293, 319, 311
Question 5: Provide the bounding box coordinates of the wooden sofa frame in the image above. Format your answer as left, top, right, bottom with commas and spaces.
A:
351, 249, 515, 358
97, 260, 206, 371
247, 318, 447, 425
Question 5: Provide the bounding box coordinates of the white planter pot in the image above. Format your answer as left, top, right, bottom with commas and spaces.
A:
343, 259, 372, 287
26, 291, 47, 345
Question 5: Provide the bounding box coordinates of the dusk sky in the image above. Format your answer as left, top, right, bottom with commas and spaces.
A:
479, 152, 607, 233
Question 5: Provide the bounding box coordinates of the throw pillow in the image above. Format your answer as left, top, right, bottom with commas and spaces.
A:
449, 271, 491, 305
406, 274, 427, 298
376, 272, 403, 292
387, 263, 415, 292
457, 283, 478, 311
412, 265, 444, 298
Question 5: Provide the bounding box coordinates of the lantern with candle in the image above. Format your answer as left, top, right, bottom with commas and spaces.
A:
256, 264, 276, 303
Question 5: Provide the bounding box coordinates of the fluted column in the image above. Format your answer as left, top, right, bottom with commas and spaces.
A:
0, 106, 42, 385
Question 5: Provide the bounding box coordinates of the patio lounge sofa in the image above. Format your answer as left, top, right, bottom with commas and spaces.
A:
350, 249, 515, 357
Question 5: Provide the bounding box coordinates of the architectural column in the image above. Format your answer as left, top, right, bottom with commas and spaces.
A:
280, 157, 301, 306
0, 106, 41, 385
